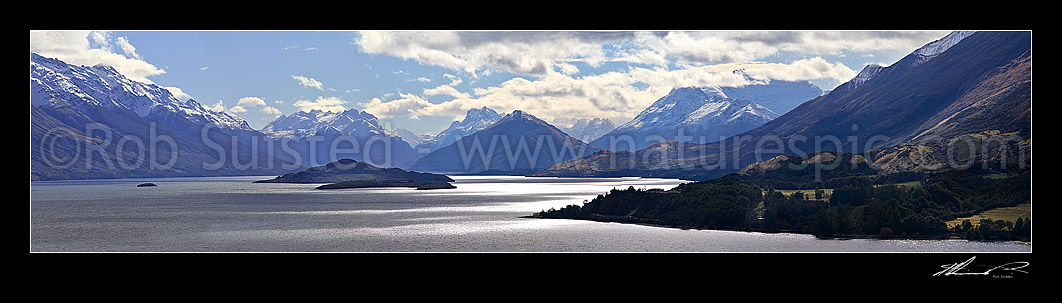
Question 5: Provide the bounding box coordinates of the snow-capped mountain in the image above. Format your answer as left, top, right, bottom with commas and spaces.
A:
414, 106, 503, 153
30, 53, 295, 180
258, 107, 451, 163
261, 109, 386, 138
559, 117, 615, 143
387, 128, 432, 147
30, 53, 251, 131
410, 110, 597, 173
259, 108, 422, 168
589, 87, 779, 151
719, 69, 824, 114
542, 31, 1030, 180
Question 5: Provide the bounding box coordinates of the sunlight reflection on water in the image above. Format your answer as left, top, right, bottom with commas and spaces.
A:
31, 176, 1030, 252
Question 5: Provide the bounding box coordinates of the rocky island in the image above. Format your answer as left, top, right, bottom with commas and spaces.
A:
254, 159, 456, 190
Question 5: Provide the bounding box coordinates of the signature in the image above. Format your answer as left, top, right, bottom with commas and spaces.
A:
934, 256, 1029, 277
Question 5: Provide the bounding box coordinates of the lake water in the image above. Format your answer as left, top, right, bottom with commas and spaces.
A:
30, 176, 1031, 252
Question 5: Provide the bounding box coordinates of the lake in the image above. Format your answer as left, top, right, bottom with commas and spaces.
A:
29, 175, 1030, 252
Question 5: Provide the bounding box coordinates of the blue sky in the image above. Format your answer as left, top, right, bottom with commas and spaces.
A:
29, 30, 950, 135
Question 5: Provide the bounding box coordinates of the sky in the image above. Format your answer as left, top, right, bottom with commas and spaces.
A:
29, 30, 951, 135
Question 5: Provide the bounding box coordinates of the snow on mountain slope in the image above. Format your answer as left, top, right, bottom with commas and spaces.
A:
409, 109, 597, 173
414, 106, 503, 153
913, 31, 977, 66
30, 53, 251, 131
261, 108, 386, 138
591, 86, 779, 151
559, 117, 615, 143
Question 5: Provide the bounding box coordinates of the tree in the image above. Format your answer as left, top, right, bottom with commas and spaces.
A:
879, 227, 894, 238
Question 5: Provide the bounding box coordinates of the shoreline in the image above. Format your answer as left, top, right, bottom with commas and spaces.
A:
520, 214, 1033, 245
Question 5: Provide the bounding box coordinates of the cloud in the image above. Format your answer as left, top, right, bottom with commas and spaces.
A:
115, 36, 140, 59
284, 45, 319, 53
443, 73, 463, 86
294, 96, 349, 112
292, 75, 324, 90
360, 93, 432, 119
30, 30, 166, 83
355, 31, 624, 76
231, 96, 282, 116
356, 30, 950, 77
738, 57, 857, 83
208, 100, 226, 112
163, 86, 193, 101
359, 56, 859, 125
237, 96, 268, 107
262, 106, 282, 115
423, 84, 471, 99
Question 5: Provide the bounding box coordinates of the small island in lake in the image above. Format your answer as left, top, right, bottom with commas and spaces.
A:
255, 159, 456, 190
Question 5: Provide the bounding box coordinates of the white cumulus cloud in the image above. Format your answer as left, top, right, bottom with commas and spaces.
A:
231, 96, 282, 116
356, 30, 950, 77
115, 36, 140, 59
355, 31, 622, 76
359, 93, 432, 119
163, 86, 193, 101
30, 30, 166, 83
292, 75, 324, 90
358, 55, 860, 125
423, 84, 471, 99
294, 96, 349, 112
208, 100, 227, 112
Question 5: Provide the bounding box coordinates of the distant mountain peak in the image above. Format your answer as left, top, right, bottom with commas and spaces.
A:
507, 109, 532, 119
495, 109, 551, 128
593, 85, 782, 151
559, 117, 616, 143
261, 107, 387, 138
412, 106, 503, 153
409, 108, 598, 173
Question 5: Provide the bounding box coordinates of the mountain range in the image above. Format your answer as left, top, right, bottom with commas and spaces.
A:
539, 31, 1032, 180
588, 73, 823, 152
259, 108, 420, 169
30, 53, 296, 181
30, 31, 1030, 183
590, 86, 782, 151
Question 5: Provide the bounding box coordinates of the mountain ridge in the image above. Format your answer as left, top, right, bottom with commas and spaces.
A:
30, 53, 298, 181
589, 86, 781, 151
539, 31, 1031, 180
414, 106, 503, 153
409, 110, 599, 173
